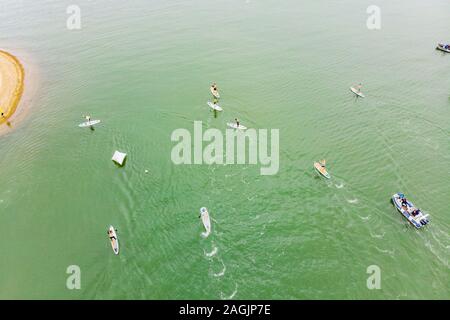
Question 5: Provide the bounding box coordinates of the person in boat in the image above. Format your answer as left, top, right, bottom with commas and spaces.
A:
411, 209, 420, 217
400, 197, 408, 208
108, 229, 116, 241
211, 83, 218, 93
235, 118, 240, 127
85, 115, 91, 123
213, 97, 219, 105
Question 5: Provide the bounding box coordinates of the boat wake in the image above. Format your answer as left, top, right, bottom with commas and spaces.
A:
335, 183, 344, 189
205, 246, 218, 258
375, 246, 395, 256
212, 261, 226, 277
370, 231, 385, 239
220, 283, 238, 300
201, 230, 211, 238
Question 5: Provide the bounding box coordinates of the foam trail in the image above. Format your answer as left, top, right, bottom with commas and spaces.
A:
347, 198, 358, 204
335, 183, 344, 189
201, 231, 211, 238
213, 262, 226, 277
370, 232, 385, 239
220, 283, 238, 300
375, 246, 395, 255
205, 247, 218, 258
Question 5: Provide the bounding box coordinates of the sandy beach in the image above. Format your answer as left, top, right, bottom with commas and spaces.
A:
0, 50, 24, 127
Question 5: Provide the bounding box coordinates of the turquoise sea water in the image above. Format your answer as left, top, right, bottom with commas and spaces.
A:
0, 0, 449, 299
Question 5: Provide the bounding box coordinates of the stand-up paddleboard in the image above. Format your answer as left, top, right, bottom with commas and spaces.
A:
227, 122, 247, 130
108, 225, 119, 255
350, 87, 365, 98
207, 101, 223, 111
200, 207, 211, 237
210, 87, 220, 99
314, 162, 331, 179
79, 120, 101, 127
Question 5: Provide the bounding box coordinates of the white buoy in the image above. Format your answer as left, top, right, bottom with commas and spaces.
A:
112, 151, 127, 166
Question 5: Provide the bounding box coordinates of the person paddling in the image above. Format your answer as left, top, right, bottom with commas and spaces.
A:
108, 229, 117, 241
235, 118, 240, 128
356, 83, 362, 93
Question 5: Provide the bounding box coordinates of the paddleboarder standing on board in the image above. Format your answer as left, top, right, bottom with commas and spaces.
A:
356, 83, 362, 93
235, 118, 240, 127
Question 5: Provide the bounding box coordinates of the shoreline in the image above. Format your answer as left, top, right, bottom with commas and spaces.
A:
0, 50, 25, 126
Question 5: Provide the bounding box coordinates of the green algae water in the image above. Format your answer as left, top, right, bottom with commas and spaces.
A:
0, 0, 449, 299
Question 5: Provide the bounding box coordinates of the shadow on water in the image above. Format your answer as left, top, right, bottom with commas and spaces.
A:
113, 157, 127, 167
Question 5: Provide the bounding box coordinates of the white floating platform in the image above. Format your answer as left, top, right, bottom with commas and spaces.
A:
112, 151, 127, 166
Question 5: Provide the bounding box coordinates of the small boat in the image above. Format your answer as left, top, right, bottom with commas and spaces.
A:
314, 162, 331, 179
391, 193, 430, 229
210, 86, 220, 99
436, 43, 450, 53
350, 87, 365, 98
200, 207, 211, 237
108, 225, 119, 255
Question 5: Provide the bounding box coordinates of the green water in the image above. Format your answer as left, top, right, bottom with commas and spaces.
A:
0, 0, 449, 299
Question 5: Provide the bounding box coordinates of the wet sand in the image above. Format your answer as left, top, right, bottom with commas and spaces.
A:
0, 50, 25, 131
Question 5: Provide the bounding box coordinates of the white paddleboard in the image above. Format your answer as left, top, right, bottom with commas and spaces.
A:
108, 225, 119, 255
79, 120, 101, 127
200, 207, 211, 237
210, 87, 220, 99
207, 101, 223, 111
227, 122, 247, 130
350, 87, 365, 98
